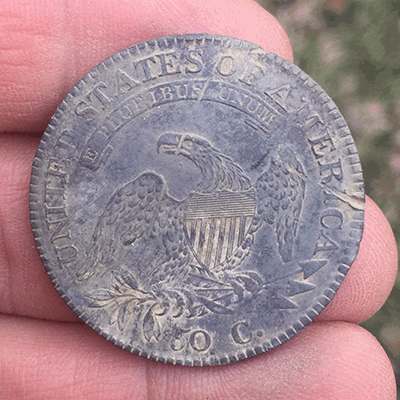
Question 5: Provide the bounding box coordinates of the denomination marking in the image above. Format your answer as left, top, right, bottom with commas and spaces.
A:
231, 321, 252, 344
189, 330, 211, 352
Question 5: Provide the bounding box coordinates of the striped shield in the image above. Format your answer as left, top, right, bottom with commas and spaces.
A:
185, 189, 256, 270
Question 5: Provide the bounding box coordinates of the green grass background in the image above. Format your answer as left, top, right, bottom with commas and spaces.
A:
258, 0, 400, 392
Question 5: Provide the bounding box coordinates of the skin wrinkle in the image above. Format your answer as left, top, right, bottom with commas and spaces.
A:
0, 139, 26, 316
0, 0, 293, 132
138, 321, 395, 399
145, 325, 319, 399
0, 316, 145, 399
0, 134, 79, 321
0, 140, 25, 316
60, 0, 79, 102
317, 196, 398, 323
145, 357, 152, 400
209, 364, 239, 400
0, 212, 12, 315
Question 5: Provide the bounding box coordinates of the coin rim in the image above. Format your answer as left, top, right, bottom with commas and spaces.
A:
29, 33, 365, 366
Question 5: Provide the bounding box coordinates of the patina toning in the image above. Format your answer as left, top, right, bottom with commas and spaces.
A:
29, 34, 364, 366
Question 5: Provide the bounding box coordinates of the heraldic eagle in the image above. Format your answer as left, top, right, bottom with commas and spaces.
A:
77, 132, 306, 312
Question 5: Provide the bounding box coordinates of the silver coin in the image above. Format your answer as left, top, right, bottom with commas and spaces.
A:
29, 33, 364, 366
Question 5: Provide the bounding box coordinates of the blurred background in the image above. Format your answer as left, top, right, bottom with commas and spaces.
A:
257, 0, 400, 393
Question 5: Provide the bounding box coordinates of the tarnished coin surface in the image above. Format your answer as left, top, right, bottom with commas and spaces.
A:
30, 33, 364, 366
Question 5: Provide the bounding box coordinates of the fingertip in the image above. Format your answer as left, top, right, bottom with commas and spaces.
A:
125, 0, 293, 62
189, 0, 294, 61
0, 317, 395, 399
319, 196, 398, 323
0, 134, 78, 321
0, 0, 293, 133
148, 322, 396, 400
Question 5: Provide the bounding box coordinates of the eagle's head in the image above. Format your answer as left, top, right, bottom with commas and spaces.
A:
157, 132, 251, 193
157, 132, 211, 160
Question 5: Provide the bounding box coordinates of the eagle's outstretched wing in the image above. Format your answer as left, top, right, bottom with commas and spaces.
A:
213, 155, 306, 275
254, 156, 306, 263
76, 171, 194, 289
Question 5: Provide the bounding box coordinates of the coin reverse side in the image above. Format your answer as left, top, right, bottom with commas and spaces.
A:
30, 34, 364, 366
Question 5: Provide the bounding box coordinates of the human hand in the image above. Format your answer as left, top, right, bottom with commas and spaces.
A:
0, 0, 398, 398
